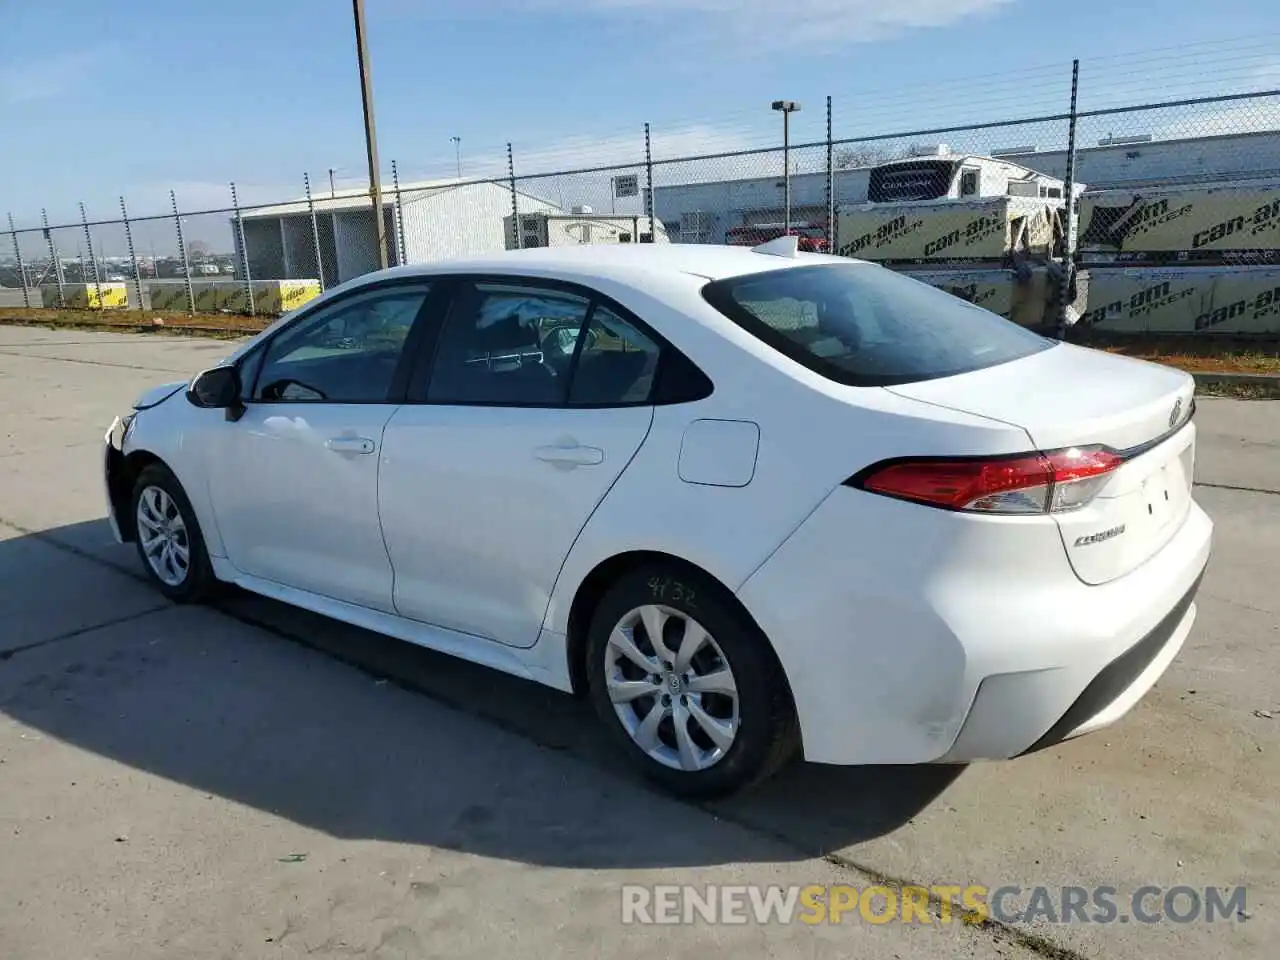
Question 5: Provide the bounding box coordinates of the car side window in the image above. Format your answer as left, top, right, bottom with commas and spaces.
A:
426, 282, 591, 405
568, 305, 661, 405
253, 286, 432, 403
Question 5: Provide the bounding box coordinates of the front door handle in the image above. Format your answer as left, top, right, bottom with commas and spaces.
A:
326, 436, 376, 455
534, 442, 604, 468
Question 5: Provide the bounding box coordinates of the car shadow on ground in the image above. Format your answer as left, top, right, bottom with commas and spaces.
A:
1, 518, 964, 869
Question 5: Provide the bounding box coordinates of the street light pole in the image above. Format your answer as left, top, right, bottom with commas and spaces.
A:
451, 136, 462, 179
352, 0, 388, 271
771, 100, 801, 236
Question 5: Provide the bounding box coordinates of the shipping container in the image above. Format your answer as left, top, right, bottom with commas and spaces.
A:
1081, 264, 1280, 333
898, 265, 1055, 328
1078, 179, 1280, 260
836, 196, 1065, 263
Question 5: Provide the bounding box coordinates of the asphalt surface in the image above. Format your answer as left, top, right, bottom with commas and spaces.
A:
0, 326, 1276, 960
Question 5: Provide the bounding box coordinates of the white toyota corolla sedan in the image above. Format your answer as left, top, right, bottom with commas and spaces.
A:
104, 239, 1212, 797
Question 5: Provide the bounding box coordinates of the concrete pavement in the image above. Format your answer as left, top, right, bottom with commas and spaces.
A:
0, 326, 1276, 959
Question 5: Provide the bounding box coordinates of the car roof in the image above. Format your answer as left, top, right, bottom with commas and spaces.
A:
372, 243, 864, 286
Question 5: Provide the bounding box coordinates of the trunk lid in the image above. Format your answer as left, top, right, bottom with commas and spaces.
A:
887, 343, 1197, 585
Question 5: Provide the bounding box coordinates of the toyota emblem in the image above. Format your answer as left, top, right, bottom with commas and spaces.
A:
1169, 398, 1183, 429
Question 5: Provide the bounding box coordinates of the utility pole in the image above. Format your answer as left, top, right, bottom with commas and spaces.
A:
772, 100, 801, 235
451, 136, 462, 179
352, 0, 388, 270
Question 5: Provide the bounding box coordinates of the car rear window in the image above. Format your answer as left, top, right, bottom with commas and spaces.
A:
701, 262, 1053, 387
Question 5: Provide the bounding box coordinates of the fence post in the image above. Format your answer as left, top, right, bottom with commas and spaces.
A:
825, 95, 835, 254
1057, 58, 1081, 339
7, 214, 30, 308
230, 182, 255, 318
644, 123, 655, 243
303, 172, 326, 290
41, 209, 65, 308
170, 190, 195, 316
79, 203, 104, 309
119, 197, 144, 311
390, 159, 407, 266
507, 143, 521, 249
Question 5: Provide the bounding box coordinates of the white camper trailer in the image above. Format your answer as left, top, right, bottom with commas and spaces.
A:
860, 148, 1069, 205
506, 208, 670, 249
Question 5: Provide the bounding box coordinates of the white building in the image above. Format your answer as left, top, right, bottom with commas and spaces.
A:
650, 130, 1280, 244
236, 179, 558, 285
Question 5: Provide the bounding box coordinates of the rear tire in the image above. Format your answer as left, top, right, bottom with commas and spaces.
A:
585, 563, 798, 798
130, 464, 219, 603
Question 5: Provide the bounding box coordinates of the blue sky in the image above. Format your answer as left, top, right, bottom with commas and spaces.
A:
2, 0, 1278, 230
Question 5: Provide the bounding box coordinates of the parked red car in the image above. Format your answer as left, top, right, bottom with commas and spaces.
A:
725, 223, 829, 253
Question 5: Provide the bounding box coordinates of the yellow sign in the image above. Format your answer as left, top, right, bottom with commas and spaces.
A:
40, 283, 128, 309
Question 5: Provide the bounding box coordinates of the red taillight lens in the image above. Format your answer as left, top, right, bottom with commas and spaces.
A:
851, 446, 1123, 515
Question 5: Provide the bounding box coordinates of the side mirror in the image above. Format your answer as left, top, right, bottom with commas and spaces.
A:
187, 366, 242, 414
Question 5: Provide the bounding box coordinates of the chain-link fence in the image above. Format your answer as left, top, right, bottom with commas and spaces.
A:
3, 54, 1278, 333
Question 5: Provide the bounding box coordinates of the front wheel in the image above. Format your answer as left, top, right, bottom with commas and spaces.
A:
131, 464, 219, 603
585, 565, 798, 798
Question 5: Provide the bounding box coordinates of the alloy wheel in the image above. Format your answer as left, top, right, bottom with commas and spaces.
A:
136, 485, 191, 587
603, 604, 740, 772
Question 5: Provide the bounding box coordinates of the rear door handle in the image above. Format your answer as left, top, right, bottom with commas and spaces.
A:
534, 442, 604, 468
326, 436, 376, 455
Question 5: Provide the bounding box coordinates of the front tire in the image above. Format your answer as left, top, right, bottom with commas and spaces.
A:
131, 464, 218, 603
585, 564, 798, 798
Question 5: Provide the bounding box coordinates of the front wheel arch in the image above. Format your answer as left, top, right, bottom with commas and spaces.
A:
109, 449, 165, 541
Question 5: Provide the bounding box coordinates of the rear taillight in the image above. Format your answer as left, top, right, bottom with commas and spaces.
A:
849, 446, 1123, 515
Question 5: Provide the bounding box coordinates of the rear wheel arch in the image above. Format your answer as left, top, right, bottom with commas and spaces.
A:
564, 550, 796, 708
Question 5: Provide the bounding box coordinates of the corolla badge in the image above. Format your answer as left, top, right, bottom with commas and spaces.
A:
1169, 398, 1183, 429
1074, 525, 1126, 548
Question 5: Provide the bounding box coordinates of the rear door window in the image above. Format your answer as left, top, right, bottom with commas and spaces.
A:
425, 282, 592, 406
701, 263, 1052, 387
568, 306, 661, 406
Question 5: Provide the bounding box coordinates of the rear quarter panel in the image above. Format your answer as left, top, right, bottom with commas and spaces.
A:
540, 285, 1045, 640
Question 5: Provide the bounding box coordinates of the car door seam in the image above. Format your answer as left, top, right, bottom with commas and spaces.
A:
376, 406, 403, 614
536, 406, 657, 639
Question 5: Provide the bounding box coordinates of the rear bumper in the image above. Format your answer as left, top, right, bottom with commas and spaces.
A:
938, 563, 1203, 763
736, 487, 1213, 766
1015, 568, 1202, 756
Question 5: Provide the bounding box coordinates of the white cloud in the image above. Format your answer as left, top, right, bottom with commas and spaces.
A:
391, 123, 762, 184
464, 0, 1014, 49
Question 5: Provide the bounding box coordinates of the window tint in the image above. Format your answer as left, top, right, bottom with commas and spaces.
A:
569, 306, 661, 405
427, 283, 590, 405
702, 263, 1052, 387
253, 286, 431, 402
